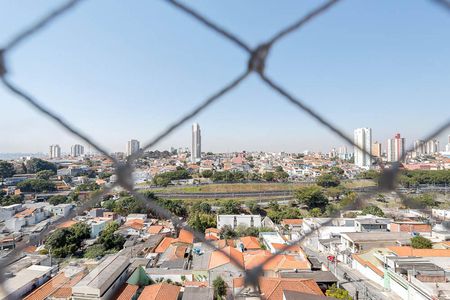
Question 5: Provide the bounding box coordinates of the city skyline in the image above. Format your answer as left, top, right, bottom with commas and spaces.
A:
0, 1, 449, 153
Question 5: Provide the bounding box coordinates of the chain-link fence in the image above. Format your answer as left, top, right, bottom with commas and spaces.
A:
0, 0, 449, 299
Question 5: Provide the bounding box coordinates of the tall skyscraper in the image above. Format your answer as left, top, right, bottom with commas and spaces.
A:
71, 144, 84, 157
49, 144, 61, 159
191, 123, 201, 162
126, 139, 140, 156
414, 139, 425, 156
354, 128, 372, 168
387, 133, 405, 162
372, 141, 382, 158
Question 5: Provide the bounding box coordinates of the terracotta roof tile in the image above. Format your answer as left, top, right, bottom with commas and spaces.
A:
116, 284, 139, 300
15, 208, 36, 218
281, 219, 303, 225
259, 277, 323, 300
352, 254, 384, 277
176, 229, 194, 244
208, 246, 244, 270
137, 283, 181, 300
23, 271, 85, 300
155, 237, 175, 253
240, 236, 261, 250
148, 225, 164, 234
57, 220, 78, 229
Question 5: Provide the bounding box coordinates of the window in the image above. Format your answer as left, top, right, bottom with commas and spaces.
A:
250, 217, 254, 227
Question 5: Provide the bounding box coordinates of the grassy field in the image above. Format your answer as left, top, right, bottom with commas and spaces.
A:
151, 180, 376, 194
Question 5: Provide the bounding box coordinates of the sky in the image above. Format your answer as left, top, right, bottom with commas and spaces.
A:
0, 0, 449, 155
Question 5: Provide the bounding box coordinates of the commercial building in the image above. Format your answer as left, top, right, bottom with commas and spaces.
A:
71, 144, 85, 157
0, 265, 53, 300
126, 139, 140, 156
72, 254, 130, 300
387, 133, 405, 162
353, 128, 372, 168
49, 144, 61, 159
191, 123, 201, 162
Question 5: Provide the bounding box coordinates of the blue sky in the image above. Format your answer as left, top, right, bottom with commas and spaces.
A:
0, 0, 449, 154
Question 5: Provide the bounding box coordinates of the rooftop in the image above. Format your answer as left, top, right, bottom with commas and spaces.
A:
137, 283, 180, 300
342, 232, 411, 242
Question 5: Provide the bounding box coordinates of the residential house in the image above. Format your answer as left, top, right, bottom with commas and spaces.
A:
217, 214, 262, 229
137, 283, 180, 300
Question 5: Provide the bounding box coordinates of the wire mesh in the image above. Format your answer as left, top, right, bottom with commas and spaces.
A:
0, 0, 449, 299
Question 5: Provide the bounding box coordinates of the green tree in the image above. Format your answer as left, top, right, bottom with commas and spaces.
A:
75, 182, 100, 192
25, 158, 57, 173
219, 199, 240, 214
316, 173, 341, 188
0, 161, 15, 180
0, 191, 22, 206
326, 284, 352, 300
36, 170, 56, 180
411, 236, 432, 249
84, 244, 106, 259
17, 178, 56, 192
113, 196, 146, 215
213, 277, 227, 299
201, 170, 213, 178
191, 202, 211, 214
295, 186, 328, 210
188, 213, 217, 232
48, 195, 69, 205
309, 207, 323, 217
246, 200, 260, 214
262, 172, 275, 182
361, 205, 384, 217
219, 225, 237, 239
98, 222, 125, 251
330, 166, 345, 177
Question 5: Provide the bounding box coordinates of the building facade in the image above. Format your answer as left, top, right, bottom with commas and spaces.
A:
126, 139, 140, 156
354, 128, 372, 168
387, 133, 405, 162
372, 141, 382, 158
217, 214, 262, 229
71, 144, 85, 157
191, 123, 201, 162
49, 144, 61, 159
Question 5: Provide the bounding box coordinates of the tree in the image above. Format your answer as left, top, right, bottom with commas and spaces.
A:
17, 178, 56, 192
75, 182, 100, 192
411, 236, 432, 249
361, 205, 384, 217
0, 161, 15, 179
316, 173, 340, 188
213, 277, 227, 299
246, 200, 260, 214
295, 186, 328, 210
25, 158, 57, 173
262, 172, 275, 182
48, 195, 69, 205
219, 225, 237, 239
326, 284, 352, 300
188, 213, 216, 232
219, 200, 240, 214
192, 202, 211, 214
0, 191, 22, 206
36, 170, 55, 180
330, 166, 345, 177
309, 207, 323, 217
201, 170, 213, 178
98, 222, 125, 251
45, 222, 90, 258
112, 196, 146, 215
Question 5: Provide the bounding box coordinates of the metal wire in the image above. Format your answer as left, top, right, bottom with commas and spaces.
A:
0, 0, 448, 297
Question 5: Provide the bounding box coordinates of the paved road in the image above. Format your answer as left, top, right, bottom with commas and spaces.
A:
303, 245, 401, 300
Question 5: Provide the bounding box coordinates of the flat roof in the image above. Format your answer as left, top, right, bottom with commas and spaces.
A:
182, 287, 214, 300
342, 232, 411, 242
0, 265, 53, 299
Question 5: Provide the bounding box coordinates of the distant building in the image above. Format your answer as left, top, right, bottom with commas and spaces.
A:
191, 123, 201, 162
126, 139, 140, 156
425, 139, 439, 154
217, 214, 262, 229
372, 141, 382, 158
387, 133, 405, 162
71, 144, 85, 157
354, 128, 372, 168
49, 144, 61, 159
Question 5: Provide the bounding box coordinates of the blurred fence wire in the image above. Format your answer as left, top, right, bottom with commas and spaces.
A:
0, 0, 449, 299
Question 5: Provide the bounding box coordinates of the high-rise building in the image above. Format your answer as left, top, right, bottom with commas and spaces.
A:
425, 139, 439, 154
372, 142, 382, 158
354, 128, 372, 168
70, 144, 84, 157
191, 123, 201, 162
414, 139, 425, 156
126, 139, 140, 156
387, 133, 405, 162
49, 144, 61, 159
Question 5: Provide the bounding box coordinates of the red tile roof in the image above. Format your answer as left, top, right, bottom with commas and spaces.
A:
137, 283, 181, 300
240, 236, 261, 250
15, 208, 36, 218
176, 229, 194, 244
281, 219, 303, 225
388, 246, 450, 257
155, 237, 175, 253
259, 278, 323, 300
116, 284, 139, 300
23, 271, 85, 300
209, 246, 244, 270
148, 225, 164, 234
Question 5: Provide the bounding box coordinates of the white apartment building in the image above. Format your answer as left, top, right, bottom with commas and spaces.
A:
387, 133, 405, 162
126, 139, 140, 156
354, 128, 372, 168
217, 214, 262, 229
49, 144, 61, 159
191, 123, 201, 162
71, 144, 85, 157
